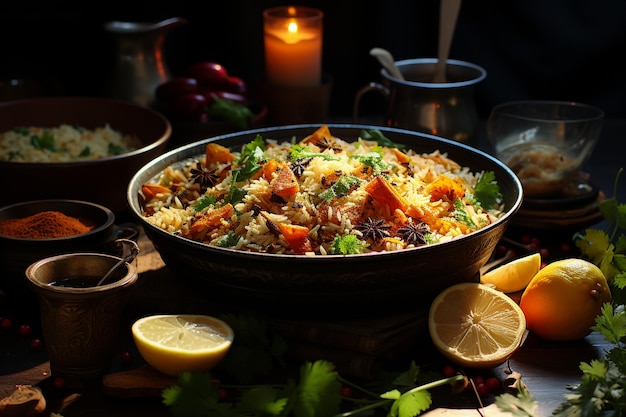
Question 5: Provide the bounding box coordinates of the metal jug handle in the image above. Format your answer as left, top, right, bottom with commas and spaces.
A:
352, 82, 390, 123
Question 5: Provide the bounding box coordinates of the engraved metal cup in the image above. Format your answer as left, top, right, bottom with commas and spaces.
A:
25, 253, 138, 388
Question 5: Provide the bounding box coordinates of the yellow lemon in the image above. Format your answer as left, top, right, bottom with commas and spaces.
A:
428, 282, 527, 369
480, 253, 542, 293
519, 258, 611, 341
132, 314, 234, 376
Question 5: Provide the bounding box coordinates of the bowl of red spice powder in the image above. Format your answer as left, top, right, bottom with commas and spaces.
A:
0, 199, 118, 303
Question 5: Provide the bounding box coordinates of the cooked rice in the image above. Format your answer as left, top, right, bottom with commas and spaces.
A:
140, 125, 505, 255
0, 124, 143, 162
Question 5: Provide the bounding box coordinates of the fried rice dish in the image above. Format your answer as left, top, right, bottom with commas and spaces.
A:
140, 125, 505, 256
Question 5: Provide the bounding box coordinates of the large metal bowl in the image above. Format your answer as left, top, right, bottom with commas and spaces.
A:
127, 124, 523, 316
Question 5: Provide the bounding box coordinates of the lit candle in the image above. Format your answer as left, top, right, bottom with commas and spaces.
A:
263, 6, 323, 87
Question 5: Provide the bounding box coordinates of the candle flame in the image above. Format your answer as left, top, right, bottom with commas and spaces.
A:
287, 21, 298, 34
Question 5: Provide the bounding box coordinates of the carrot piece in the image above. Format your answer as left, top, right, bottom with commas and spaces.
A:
301, 124, 332, 145
262, 159, 280, 181
425, 175, 466, 202
271, 162, 299, 198
364, 176, 408, 212
278, 223, 312, 254
205, 143, 236, 165
142, 183, 171, 201
186, 204, 234, 240
392, 148, 411, 164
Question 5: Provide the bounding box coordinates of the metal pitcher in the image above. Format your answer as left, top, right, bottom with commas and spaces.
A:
104, 17, 187, 107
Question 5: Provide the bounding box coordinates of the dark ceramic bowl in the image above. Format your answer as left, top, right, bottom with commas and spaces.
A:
0, 199, 122, 302
127, 124, 523, 316
0, 97, 171, 216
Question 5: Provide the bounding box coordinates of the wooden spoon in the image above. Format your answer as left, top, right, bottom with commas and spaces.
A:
370, 47, 404, 80
432, 0, 462, 83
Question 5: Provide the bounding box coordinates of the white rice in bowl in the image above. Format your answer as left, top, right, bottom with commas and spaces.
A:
0, 124, 143, 162
139, 125, 506, 256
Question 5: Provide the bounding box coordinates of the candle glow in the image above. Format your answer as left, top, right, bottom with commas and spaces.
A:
263, 6, 323, 87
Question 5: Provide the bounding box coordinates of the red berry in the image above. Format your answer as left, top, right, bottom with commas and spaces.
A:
476, 382, 490, 397
540, 248, 550, 259
560, 242, 572, 253
442, 365, 456, 378
218, 388, 228, 401
155, 77, 199, 102
30, 338, 43, 351
188, 62, 229, 88
53, 377, 66, 390
473, 375, 484, 385
485, 377, 500, 391
340, 386, 353, 397
224, 75, 248, 95
495, 244, 508, 257
120, 351, 133, 365
1, 318, 12, 330
172, 93, 209, 121
520, 235, 531, 245
19, 324, 32, 337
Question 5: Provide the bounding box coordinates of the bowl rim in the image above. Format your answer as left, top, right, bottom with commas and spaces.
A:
0, 96, 172, 166
489, 100, 605, 123
128, 123, 523, 260
0, 198, 116, 241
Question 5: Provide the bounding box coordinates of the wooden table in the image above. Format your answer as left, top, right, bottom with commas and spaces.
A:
1, 119, 623, 416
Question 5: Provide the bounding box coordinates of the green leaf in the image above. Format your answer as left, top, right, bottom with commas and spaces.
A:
329, 234, 366, 255
473, 171, 502, 209
359, 129, 405, 149
350, 152, 388, 175
236, 385, 289, 416
290, 144, 340, 161
318, 175, 361, 203
494, 382, 538, 417
162, 372, 232, 417
292, 360, 341, 417
592, 303, 626, 346
208, 95, 254, 129
388, 390, 431, 417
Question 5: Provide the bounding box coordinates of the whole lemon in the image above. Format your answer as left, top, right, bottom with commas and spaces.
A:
519, 258, 611, 341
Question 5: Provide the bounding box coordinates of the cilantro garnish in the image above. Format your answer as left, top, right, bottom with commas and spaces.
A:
453, 198, 477, 228
359, 129, 406, 149
290, 144, 340, 161
318, 175, 361, 203
193, 194, 218, 212
473, 171, 502, 209
350, 151, 388, 175
330, 234, 366, 255
215, 231, 240, 248
108, 142, 125, 155
79, 147, 91, 157
30, 130, 57, 151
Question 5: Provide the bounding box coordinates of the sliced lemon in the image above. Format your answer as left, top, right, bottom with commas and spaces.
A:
132, 314, 234, 376
480, 252, 542, 293
428, 282, 527, 369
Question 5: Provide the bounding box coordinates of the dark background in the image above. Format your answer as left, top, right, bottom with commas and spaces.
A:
1, 0, 626, 119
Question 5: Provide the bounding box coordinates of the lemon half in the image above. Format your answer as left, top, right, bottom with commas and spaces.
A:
429, 282, 527, 369
132, 314, 234, 376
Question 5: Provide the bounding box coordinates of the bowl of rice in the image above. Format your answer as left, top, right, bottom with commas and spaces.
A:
128, 124, 523, 316
0, 97, 171, 216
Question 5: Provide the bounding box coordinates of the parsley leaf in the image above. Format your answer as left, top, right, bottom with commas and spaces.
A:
473, 171, 502, 209
350, 151, 388, 175
453, 198, 477, 228
209, 95, 254, 129
318, 175, 361, 203
30, 130, 57, 151
290, 144, 339, 161
330, 234, 366, 255
163, 372, 232, 417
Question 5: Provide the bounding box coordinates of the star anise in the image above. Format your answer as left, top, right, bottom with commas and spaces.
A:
397, 221, 429, 246
355, 217, 391, 241
190, 162, 220, 190
290, 158, 312, 178
315, 137, 342, 153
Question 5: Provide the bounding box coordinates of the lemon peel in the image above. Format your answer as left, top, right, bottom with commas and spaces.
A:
480, 252, 542, 293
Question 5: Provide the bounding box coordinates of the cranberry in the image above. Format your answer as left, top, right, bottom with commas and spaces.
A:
1, 318, 12, 330
442, 365, 456, 378
340, 386, 353, 397
172, 93, 209, 121
560, 242, 572, 253
540, 247, 550, 259
120, 351, 133, 365
53, 377, 66, 390
476, 382, 490, 397
19, 324, 32, 337
30, 338, 43, 351
223, 76, 248, 95
485, 377, 500, 391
